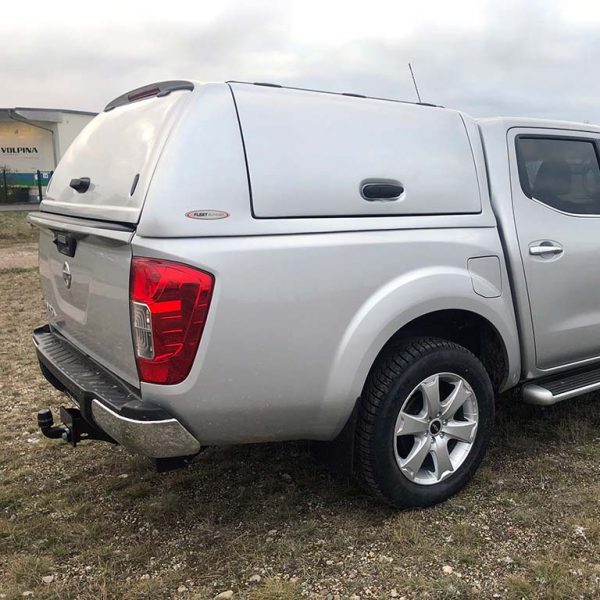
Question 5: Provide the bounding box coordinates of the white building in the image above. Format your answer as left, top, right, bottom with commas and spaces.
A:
0, 107, 95, 201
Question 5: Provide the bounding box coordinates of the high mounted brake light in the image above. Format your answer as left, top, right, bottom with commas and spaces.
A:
128, 87, 161, 102
130, 258, 214, 385
104, 80, 194, 111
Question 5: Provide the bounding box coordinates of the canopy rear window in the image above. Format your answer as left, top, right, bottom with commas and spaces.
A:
42, 89, 190, 224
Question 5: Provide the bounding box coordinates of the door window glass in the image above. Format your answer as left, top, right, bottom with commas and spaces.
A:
516, 137, 600, 214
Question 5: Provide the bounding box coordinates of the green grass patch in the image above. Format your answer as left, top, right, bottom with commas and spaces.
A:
0, 210, 38, 247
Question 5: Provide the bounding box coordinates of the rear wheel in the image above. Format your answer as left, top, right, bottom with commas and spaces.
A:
355, 337, 494, 508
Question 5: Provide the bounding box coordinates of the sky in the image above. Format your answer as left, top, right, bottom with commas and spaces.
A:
2, 0, 599, 122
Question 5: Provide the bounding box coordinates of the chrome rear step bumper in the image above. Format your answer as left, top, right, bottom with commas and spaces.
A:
91, 399, 200, 458
33, 325, 201, 459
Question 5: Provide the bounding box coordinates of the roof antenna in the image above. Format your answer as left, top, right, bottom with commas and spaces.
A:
408, 63, 422, 103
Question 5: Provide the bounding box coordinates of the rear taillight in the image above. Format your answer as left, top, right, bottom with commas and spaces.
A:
130, 258, 214, 385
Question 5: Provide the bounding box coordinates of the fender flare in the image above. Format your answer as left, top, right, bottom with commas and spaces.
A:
320, 266, 521, 437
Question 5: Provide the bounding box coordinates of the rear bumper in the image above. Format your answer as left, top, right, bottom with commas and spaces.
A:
33, 325, 201, 458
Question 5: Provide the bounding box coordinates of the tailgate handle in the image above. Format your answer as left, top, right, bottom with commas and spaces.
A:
52, 231, 77, 257
69, 177, 91, 193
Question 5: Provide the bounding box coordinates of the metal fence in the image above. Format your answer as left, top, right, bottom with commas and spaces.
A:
0, 169, 53, 204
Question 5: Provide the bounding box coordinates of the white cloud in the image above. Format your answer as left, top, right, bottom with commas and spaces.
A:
288, 0, 486, 45
0, 0, 598, 123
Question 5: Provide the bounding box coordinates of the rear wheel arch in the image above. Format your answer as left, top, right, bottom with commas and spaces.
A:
324, 308, 509, 481
366, 309, 510, 395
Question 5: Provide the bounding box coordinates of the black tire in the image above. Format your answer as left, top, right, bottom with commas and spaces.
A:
355, 336, 494, 508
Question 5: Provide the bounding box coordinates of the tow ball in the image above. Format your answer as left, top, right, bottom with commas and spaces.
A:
37, 407, 114, 447
37, 408, 67, 440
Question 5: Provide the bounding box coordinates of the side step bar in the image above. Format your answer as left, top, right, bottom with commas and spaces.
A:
522, 364, 600, 406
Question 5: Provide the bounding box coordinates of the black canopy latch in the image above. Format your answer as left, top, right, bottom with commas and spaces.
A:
69, 177, 91, 193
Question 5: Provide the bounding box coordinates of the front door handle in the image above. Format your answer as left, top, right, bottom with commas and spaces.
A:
529, 242, 563, 256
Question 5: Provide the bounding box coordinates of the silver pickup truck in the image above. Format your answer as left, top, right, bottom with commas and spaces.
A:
30, 80, 600, 508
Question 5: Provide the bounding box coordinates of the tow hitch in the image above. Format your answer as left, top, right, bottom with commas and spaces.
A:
37, 407, 114, 447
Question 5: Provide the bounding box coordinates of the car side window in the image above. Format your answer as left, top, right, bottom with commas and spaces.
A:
516, 137, 600, 215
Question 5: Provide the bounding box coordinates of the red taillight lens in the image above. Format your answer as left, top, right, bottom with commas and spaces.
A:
130, 258, 214, 385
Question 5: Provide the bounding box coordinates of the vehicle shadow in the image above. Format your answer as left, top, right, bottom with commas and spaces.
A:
102, 390, 600, 532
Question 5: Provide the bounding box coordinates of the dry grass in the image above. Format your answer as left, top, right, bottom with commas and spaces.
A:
0, 221, 599, 599
0, 211, 37, 248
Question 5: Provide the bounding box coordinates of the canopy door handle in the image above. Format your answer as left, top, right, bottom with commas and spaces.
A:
361, 182, 404, 201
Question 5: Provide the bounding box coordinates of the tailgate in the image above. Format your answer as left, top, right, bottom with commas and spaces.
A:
29, 212, 138, 386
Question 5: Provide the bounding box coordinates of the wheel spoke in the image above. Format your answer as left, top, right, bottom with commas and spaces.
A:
431, 438, 454, 480
396, 412, 429, 436
421, 375, 441, 419
393, 371, 480, 485
441, 379, 471, 419
400, 435, 432, 479
444, 419, 477, 443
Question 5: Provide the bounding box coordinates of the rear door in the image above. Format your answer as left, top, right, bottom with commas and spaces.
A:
31, 86, 192, 385
509, 128, 600, 369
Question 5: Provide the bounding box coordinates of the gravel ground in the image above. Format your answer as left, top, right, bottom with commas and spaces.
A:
0, 238, 599, 599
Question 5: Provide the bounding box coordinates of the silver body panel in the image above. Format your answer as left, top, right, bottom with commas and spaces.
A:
32, 82, 600, 452
133, 227, 519, 444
